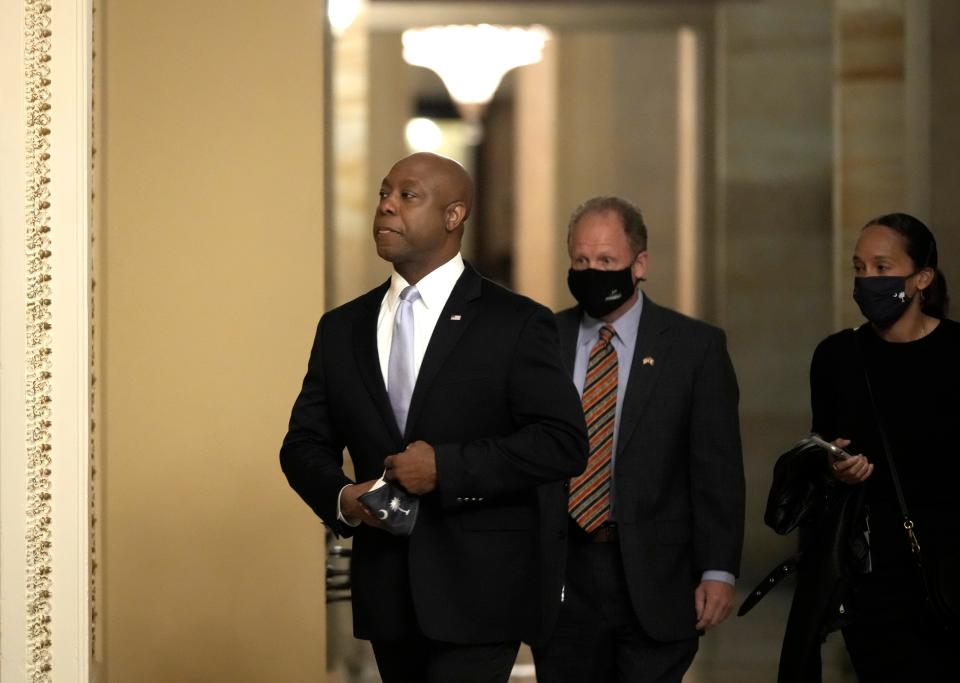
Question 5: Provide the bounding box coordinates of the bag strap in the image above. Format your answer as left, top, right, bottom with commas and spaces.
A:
737, 552, 802, 617
853, 331, 922, 556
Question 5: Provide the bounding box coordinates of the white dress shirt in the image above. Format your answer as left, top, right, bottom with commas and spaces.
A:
376, 253, 465, 388
338, 253, 466, 525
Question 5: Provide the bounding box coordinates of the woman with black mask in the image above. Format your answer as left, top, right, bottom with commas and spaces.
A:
804, 212, 958, 681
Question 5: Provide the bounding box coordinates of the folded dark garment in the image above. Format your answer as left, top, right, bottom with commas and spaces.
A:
358, 479, 419, 536
764, 436, 828, 536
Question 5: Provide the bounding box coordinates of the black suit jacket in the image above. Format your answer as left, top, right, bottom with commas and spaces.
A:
556, 295, 745, 642
281, 265, 588, 644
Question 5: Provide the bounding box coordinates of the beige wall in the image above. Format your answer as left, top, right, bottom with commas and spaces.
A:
929, 0, 960, 298
553, 29, 684, 311
833, 0, 909, 328
331, 2, 374, 310
97, 1, 328, 680
715, 0, 835, 579
327, 28, 414, 308
364, 31, 413, 295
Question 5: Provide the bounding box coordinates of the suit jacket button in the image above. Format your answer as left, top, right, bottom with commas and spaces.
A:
557, 531, 566, 540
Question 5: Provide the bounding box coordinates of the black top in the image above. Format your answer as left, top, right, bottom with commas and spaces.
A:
810, 318, 960, 573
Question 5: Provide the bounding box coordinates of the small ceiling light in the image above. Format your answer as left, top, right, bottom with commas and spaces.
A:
405, 118, 444, 153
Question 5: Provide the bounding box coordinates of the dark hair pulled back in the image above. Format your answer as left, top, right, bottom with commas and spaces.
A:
864, 212, 949, 318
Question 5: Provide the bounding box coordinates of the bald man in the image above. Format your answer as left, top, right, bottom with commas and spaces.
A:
281, 153, 588, 683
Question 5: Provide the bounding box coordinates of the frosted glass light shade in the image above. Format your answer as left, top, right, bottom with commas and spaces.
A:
402, 24, 550, 112
328, 0, 361, 37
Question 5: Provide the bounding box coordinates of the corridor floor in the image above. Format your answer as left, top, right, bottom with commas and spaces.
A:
506, 592, 857, 683
328, 591, 858, 682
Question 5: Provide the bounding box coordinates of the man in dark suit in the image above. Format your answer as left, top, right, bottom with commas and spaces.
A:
280, 152, 588, 683
533, 196, 745, 683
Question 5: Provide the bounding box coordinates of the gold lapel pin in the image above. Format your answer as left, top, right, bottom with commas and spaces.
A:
642, 356, 655, 366
450, 315, 462, 321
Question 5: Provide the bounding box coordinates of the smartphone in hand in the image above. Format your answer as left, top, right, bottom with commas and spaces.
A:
809, 434, 852, 460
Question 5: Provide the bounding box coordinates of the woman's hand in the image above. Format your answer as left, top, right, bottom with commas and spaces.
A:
829, 438, 874, 484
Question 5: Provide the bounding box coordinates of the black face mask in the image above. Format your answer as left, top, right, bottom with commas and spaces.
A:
853, 275, 913, 326
567, 267, 636, 319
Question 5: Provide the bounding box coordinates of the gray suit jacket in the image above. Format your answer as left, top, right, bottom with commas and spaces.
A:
556, 294, 745, 641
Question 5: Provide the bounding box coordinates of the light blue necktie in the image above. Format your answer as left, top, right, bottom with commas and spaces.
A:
387, 285, 420, 434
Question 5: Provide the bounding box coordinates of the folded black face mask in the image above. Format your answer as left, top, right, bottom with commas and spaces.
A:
567, 267, 636, 319
853, 275, 912, 326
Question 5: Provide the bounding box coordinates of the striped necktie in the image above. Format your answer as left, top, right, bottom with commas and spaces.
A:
569, 325, 618, 533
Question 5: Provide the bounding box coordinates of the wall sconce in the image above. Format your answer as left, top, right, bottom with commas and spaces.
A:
402, 24, 551, 142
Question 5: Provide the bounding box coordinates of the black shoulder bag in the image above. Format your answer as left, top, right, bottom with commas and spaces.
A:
857, 336, 959, 625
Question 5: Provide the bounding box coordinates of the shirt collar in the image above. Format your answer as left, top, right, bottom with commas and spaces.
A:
386, 253, 465, 311
579, 292, 644, 348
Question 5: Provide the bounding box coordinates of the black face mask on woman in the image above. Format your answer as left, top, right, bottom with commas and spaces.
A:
852, 275, 914, 326
567, 267, 636, 319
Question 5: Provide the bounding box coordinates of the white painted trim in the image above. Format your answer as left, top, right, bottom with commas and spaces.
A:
0, 0, 93, 679
1, 1, 32, 679
48, 0, 93, 679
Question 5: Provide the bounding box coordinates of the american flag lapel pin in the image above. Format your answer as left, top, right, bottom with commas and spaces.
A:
642, 356, 655, 366
450, 314, 462, 321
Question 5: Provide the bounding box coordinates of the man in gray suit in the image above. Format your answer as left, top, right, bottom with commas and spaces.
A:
533, 196, 745, 683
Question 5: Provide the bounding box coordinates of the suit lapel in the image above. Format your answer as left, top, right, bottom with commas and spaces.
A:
352, 280, 404, 443
404, 266, 482, 439
616, 295, 670, 456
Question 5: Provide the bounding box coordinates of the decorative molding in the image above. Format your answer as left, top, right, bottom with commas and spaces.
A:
24, 0, 55, 680
90, 0, 101, 662
4, 0, 92, 678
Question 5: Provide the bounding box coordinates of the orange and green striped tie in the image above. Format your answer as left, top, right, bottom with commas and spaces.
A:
569, 325, 617, 533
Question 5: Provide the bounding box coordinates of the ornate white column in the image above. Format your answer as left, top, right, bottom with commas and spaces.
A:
1, 0, 93, 680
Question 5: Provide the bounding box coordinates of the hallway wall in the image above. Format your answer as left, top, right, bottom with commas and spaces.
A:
929, 0, 960, 294
715, 0, 834, 579
96, 1, 328, 679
